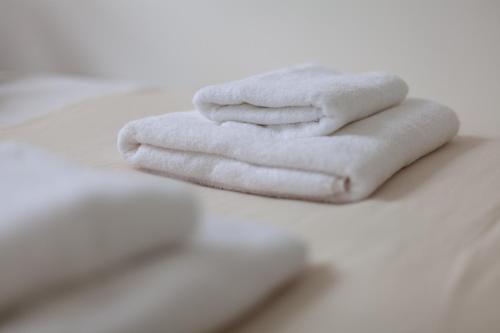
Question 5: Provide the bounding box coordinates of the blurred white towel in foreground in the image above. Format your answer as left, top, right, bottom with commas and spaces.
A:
193, 64, 408, 137
0, 144, 306, 333
118, 98, 459, 203
0, 143, 198, 310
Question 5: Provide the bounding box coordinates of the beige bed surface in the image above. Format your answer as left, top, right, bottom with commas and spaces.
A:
2, 90, 500, 333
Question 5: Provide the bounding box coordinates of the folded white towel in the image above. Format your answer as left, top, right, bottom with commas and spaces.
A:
118, 98, 459, 203
0, 143, 198, 310
1, 218, 306, 333
193, 64, 409, 137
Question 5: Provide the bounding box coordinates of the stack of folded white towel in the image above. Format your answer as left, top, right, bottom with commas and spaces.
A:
118, 64, 459, 203
0, 143, 306, 333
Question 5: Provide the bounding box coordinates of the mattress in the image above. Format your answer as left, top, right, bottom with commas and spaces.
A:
1, 90, 500, 333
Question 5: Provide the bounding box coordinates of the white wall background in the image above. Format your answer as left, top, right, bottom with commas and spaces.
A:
1, 0, 499, 135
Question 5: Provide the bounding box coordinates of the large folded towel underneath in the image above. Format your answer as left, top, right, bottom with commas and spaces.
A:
118, 98, 459, 203
0, 143, 198, 310
1, 218, 306, 333
193, 64, 408, 137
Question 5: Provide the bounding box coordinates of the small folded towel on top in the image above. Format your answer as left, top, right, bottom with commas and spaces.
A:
193, 64, 409, 137
118, 98, 459, 203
